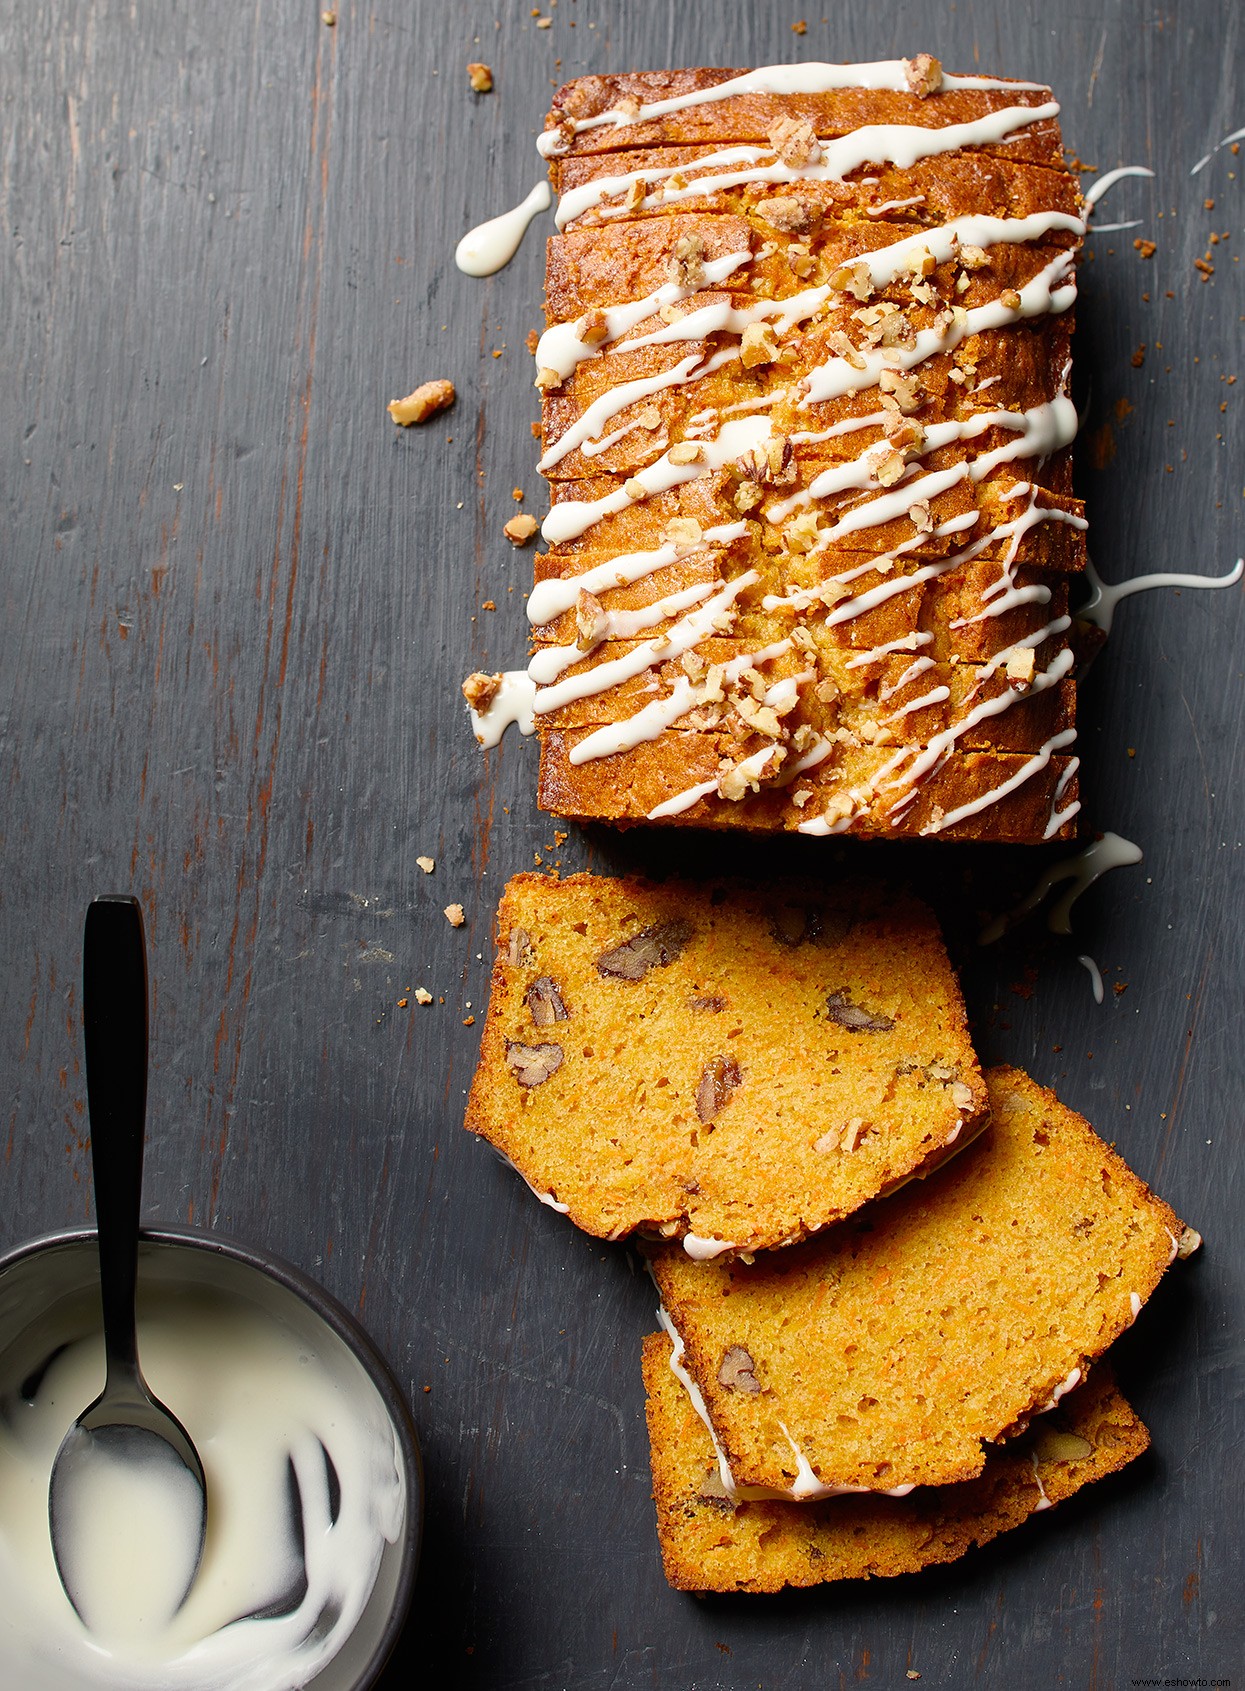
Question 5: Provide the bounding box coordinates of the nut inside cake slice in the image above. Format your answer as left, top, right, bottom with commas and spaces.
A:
465, 871, 987, 1256
648, 1065, 1187, 1492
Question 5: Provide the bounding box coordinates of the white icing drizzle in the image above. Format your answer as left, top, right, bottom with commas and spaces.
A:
539, 61, 1050, 157
979, 832, 1143, 944
1079, 556, 1243, 636
683, 1233, 736, 1261
647, 743, 783, 818
554, 108, 1063, 230
918, 727, 1078, 835
1128, 1291, 1143, 1323
1044, 756, 1081, 840
525, 522, 748, 625
529, 582, 717, 683
484, 1143, 570, 1213
1077, 954, 1105, 1004
1030, 1452, 1054, 1512
867, 194, 926, 216
455, 180, 551, 277
1191, 124, 1245, 176
538, 346, 739, 471
1040, 1366, 1082, 1411
1081, 165, 1155, 211
1166, 1228, 1180, 1265
468, 671, 537, 747
884, 684, 950, 723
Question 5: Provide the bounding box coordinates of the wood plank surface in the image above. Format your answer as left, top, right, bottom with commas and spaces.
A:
1, 1, 1241, 1685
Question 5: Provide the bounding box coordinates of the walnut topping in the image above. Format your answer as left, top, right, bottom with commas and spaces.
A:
623, 476, 648, 500
623, 177, 646, 211
866, 444, 908, 488
461, 671, 502, 712
950, 1080, 976, 1111
786, 243, 816, 279
735, 694, 783, 738
596, 920, 694, 981
534, 367, 562, 392
1032, 1428, 1095, 1464
508, 926, 536, 967
416, 855, 435, 874
814, 677, 840, 703
696, 1054, 743, 1122
738, 437, 796, 487
999, 287, 1023, 311
904, 53, 943, 98
716, 764, 752, 801
766, 115, 821, 168
1006, 647, 1037, 685
665, 515, 704, 550
387, 378, 455, 426
740, 321, 780, 368
825, 991, 895, 1033
575, 588, 609, 648
413, 987, 433, 1005
503, 513, 539, 545
879, 368, 922, 413
444, 903, 465, 928
783, 510, 822, 554
575, 308, 610, 345
670, 232, 707, 287
765, 194, 818, 234
467, 62, 494, 93
830, 260, 874, 301
902, 244, 937, 279
505, 1040, 564, 1088
688, 994, 727, 1013
667, 441, 704, 466
882, 411, 925, 451
680, 647, 707, 681
827, 329, 867, 371
1177, 1225, 1202, 1259
696, 1472, 737, 1512
959, 243, 990, 271
638, 405, 662, 430
908, 498, 934, 535
734, 479, 763, 513
717, 1345, 761, 1394
526, 975, 570, 1026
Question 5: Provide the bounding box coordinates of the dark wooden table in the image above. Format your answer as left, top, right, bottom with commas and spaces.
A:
3, 2, 1241, 1685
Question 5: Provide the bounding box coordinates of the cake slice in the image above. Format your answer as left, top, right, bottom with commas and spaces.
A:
464, 872, 987, 1257
641, 1332, 1150, 1592
648, 1067, 1187, 1492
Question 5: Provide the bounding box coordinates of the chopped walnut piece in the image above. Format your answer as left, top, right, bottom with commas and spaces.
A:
680, 647, 707, 680
740, 321, 780, 368
908, 498, 934, 535
866, 444, 908, 487
827, 329, 867, 371
413, 987, 433, 1005
575, 309, 610, 344
766, 115, 821, 168
814, 1125, 843, 1153
786, 243, 816, 278
596, 920, 694, 981
467, 62, 494, 93
830, 260, 874, 301
508, 925, 535, 967
904, 53, 943, 97
765, 195, 817, 234
814, 676, 840, 703
638, 405, 662, 430
950, 1080, 976, 1111
734, 478, 763, 513
784, 510, 822, 553
525, 975, 570, 1026
503, 513, 539, 545
1000, 287, 1023, 311
575, 589, 609, 648
717, 764, 752, 801
505, 1040, 564, 1088
1033, 1428, 1095, 1464
735, 695, 783, 738
825, 990, 895, 1032
717, 1345, 761, 1394
960, 243, 990, 270
668, 441, 703, 465
840, 1116, 867, 1152
444, 903, 465, 928
670, 232, 707, 287
879, 368, 922, 412
688, 994, 727, 1013
1006, 647, 1037, 685
461, 671, 502, 712
416, 855, 435, 874
613, 94, 642, 119
665, 516, 704, 550
1177, 1225, 1202, 1259
623, 177, 646, 211
388, 377, 455, 426
696, 1054, 743, 1122
623, 476, 648, 500
534, 366, 562, 392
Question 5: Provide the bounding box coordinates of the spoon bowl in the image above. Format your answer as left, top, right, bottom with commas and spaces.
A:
47, 895, 207, 1624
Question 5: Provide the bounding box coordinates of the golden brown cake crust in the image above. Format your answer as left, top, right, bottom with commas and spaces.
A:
641, 1333, 1150, 1592
464, 872, 987, 1256
648, 1065, 1181, 1492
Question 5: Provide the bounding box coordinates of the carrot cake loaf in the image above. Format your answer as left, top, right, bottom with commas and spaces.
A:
464, 872, 987, 1257
647, 1066, 1187, 1494
642, 1335, 1149, 1591
466, 59, 1087, 841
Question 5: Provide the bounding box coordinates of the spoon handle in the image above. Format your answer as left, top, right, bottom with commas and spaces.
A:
83, 895, 149, 1382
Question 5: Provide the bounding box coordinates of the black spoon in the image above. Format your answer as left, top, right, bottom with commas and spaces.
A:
48, 895, 207, 1623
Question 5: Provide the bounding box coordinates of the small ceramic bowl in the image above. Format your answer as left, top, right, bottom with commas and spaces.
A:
0, 1227, 422, 1691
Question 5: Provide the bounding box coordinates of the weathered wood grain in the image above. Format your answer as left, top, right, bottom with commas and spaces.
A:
1, 2, 1241, 1686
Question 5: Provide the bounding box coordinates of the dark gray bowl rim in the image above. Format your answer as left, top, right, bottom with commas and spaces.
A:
0, 1224, 423, 1691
